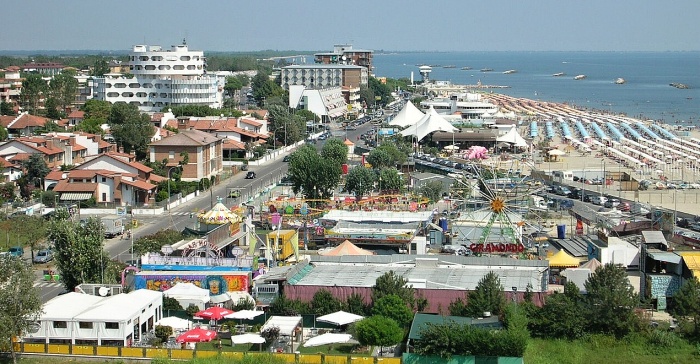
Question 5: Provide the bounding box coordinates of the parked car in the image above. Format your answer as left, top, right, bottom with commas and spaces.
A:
604, 198, 620, 208
8, 246, 24, 257
618, 202, 631, 212
33, 249, 53, 264
591, 196, 608, 206
245, 171, 257, 179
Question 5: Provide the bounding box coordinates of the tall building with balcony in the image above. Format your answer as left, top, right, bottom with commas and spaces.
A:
314, 44, 373, 73
280, 64, 368, 91
92, 43, 223, 112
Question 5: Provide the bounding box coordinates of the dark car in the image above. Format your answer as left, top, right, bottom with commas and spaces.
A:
279, 176, 294, 186
283, 155, 290, 162
245, 171, 256, 179
8, 246, 24, 257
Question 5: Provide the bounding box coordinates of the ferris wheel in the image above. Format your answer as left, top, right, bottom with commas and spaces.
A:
451, 148, 544, 256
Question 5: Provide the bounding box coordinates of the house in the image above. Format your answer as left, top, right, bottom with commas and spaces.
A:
23, 289, 163, 346
149, 129, 223, 182
0, 112, 51, 136
0, 138, 66, 169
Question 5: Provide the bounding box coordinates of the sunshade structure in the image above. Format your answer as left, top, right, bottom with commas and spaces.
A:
176, 327, 217, 343
158, 316, 193, 331
548, 149, 566, 156
317, 311, 364, 326
225, 309, 265, 321
198, 198, 242, 225
318, 240, 375, 256
261, 316, 303, 336
163, 283, 210, 310
230, 333, 266, 344
579, 258, 602, 272
194, 306, 234, 321
496, 126, 528, 147
399, 106, 457, 141
388, 101, 425, 128
548, 250, 580, 268
304, 333, 355, 347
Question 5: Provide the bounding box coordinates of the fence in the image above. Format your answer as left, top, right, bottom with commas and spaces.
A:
12, 342, 403, 364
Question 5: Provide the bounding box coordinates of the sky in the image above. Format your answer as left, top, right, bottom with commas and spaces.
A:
2, 0, 699, 53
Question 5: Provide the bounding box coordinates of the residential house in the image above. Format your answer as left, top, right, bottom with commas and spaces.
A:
0, 112, 51, 136
149, 129, 223, 182
0, 137, 65, 169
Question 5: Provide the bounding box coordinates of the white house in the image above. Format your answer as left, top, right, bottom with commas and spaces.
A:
288, 86, 347, 122
24, 289, 163, 346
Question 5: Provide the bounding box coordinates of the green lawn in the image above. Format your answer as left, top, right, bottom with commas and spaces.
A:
524, 336, 700, 364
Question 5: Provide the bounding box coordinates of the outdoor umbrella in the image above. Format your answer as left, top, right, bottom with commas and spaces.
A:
225, 310, 265, 320
548, 149, 566, 156
176, 327, 217, 343
317, 311, 364, 326
230, 333, 266, 344
158, 316, 193, 331
304, 333, 355, 347
194, 306, 235, 321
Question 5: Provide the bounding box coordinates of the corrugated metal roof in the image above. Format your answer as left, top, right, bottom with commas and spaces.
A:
648, 251, 681, 264
642, 231, 668, 246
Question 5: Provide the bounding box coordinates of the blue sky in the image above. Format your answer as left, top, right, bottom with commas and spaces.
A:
3, 0, 698, 52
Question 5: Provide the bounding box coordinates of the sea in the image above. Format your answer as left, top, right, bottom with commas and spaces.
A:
371, 52, 699, 123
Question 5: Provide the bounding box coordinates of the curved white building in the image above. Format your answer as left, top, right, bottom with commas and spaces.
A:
92, 43, 223, 112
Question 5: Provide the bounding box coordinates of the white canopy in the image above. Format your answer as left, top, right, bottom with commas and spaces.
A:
158, 316, 193, 331
388, 101, 425, 128
317, 311, 364, 326
225, 309, 265, 320
261, 316, 302, 336
304, 333, 354, 347
163, 283, 210, 301
230, 333, 266, 344
496, 126, 528, 147
399, 106, 457, 141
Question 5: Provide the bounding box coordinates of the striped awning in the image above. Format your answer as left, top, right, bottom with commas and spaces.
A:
60, 192, 93, 201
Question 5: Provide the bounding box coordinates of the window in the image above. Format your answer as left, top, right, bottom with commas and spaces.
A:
169, 151, 175, 159
53, 321, 67, 329
79, 322, 93, 329
102, 193, 106, 201
105, 322, 119, 330
102, 177, 107, 182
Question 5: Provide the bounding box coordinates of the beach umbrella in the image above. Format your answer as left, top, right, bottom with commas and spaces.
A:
158, 316, 193, 331
304, 333, 355, 347
176, 327, 217, 343
317, 311, 364, 326
225, 309, 265, 320
194, 306, 235, 321
230, 333, 266, 344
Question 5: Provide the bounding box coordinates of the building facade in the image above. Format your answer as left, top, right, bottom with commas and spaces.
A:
149, 129, 223, 182
314, 44, 373, 72
92, 43, 223, 112
280, 65, 368, 91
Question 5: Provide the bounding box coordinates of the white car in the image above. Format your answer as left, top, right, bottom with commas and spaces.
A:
591, 196, 608, 205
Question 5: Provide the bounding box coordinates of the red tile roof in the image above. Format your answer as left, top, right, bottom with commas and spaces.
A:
222, 139, 246, 150
240, 118, 263, 127
52, 180, 98, 193
121, 178, 156, 191
150, 129, 222, 147
8, 113, 49, 129
68, 110, 85, 119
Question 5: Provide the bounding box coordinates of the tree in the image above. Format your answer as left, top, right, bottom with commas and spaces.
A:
366, 148, 391, 169
20, 73, 47, 115
295, 109, 320, 123
82, 99, 112, 120
371, 271, 418, 310
310, 289, 342, 316
21, 153, 50, 188
344, 166, 375, 201
269, 295, 310, 316
378, 168, 404, 193
371, 294, 414, 327
163, 296, 183, 311
0, 125, 7, 142
91, 59, 110, 77
528, 281, 585, 339
0, 101, 15, 116
154, 325, 173, 344
417, 180, 444, 203
108, 102, 155, 158
48, 216, 108, 290
287, 145, 341, 201
0, 255, 43, 364
185, 304, 200, 317
353, 316, 403, 354
251, 72, 286, 106
584, 263, 638, 337
48, 70, 78, 112
0, 183, 15, 203
13, 215, 47, 263
345, 293, 370, 316
74, 117, 105, 135
321, 138, 348, 167
669, 277, 700, 335
450, 272, 506, 318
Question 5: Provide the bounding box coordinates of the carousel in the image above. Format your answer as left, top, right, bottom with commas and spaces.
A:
196, 197, 243, 234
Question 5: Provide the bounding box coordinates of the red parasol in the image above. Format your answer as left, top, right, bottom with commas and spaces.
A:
176, 327, 217, 343
194, 306, 235, 321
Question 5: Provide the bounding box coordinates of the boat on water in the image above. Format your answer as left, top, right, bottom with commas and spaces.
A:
574, 74, 587, 80
503, 69, 517, 74
615, 78, 626, 84
480, 68, 493, 72
443, 65, 456, 68
461, 66, 472, 70
552, 72, 565, 77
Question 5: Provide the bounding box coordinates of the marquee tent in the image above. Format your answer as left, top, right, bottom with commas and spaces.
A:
304, 333, 355, 347
548, 250, 581, 268
318, 240, 375, 256
163, 283, 210, 310
158, 316, 193, 331
317, 311, 364, 326
261, 316, 303, 336
399, 106, 457, 141
388, 101, 425, 128
496, 126, 528, 147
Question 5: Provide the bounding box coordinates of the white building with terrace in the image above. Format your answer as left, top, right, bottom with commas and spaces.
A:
92, 42, 223, 112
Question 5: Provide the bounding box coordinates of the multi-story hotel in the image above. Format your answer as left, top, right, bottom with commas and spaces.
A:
314, 44, 373, 72
279, 64, 368, 91
92, 43, 223, 112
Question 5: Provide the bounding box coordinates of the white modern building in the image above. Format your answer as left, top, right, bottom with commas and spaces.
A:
280, 64, 368, 91
24, 289, 163, 346
420, 92, 499, 120
92, 43, 223, 112
288, 86, 347, 121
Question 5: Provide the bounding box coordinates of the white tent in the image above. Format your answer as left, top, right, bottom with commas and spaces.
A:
261, 316, 302, 336
158, 316, 193, 331
304, 333, 355, 347
317, 311, 364, 326
231, 333, 266, 344
163, 282, 210, 310
225, 310, 265, 320
388, 101, 425, 128
399, 106, 457, 141
496, 126, 528, 147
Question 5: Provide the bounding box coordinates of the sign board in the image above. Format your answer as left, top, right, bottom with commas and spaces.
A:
116, 207, 127, 216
